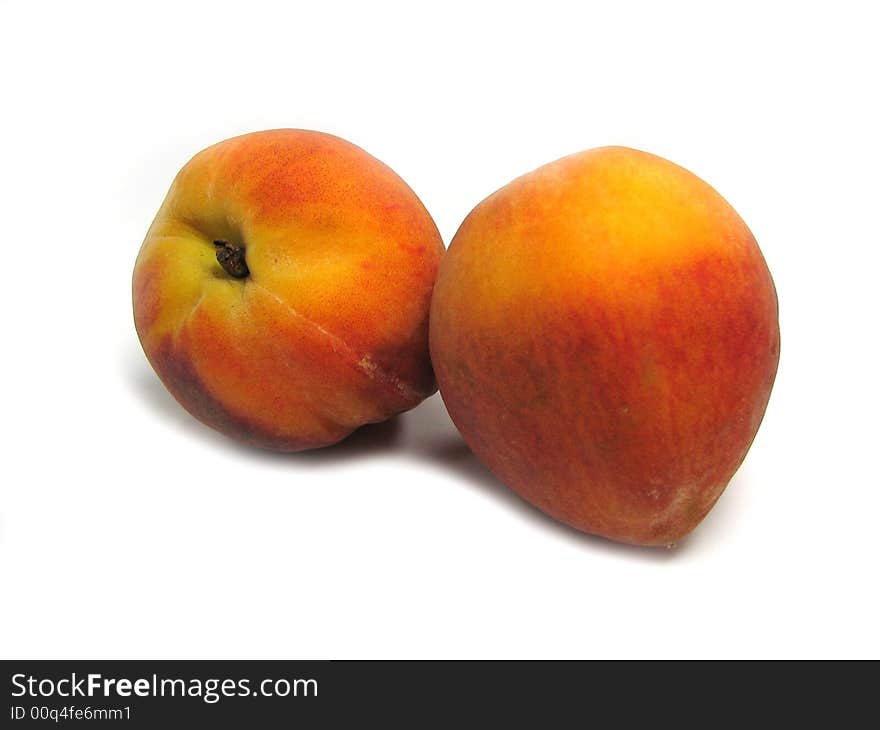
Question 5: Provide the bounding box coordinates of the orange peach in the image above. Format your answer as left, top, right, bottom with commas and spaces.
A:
430, 147, 779, 546
133, 129, 444, 451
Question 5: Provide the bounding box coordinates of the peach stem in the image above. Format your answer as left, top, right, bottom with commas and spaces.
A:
213, 240, 250, 279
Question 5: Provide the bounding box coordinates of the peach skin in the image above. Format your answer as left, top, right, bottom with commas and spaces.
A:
133, 129, 444, 451
429, 146, 779, 546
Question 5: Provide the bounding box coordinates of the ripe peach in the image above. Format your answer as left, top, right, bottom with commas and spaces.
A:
133, 129, 444, 451
430, 147, 779, 546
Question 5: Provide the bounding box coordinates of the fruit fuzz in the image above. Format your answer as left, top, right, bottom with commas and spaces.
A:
429, 146, 779, 546
133, 129, 443, 451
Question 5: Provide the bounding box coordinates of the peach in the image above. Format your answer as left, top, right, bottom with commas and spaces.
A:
429, 147, 779, 546
133, 129, 444, 451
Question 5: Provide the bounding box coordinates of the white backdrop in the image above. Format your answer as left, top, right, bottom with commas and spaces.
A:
1, 0, 877, 658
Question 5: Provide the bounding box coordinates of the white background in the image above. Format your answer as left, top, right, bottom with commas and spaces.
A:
1, 0, 878, 659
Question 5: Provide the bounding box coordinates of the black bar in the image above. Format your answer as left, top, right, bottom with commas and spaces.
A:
2, 660, 874, 725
